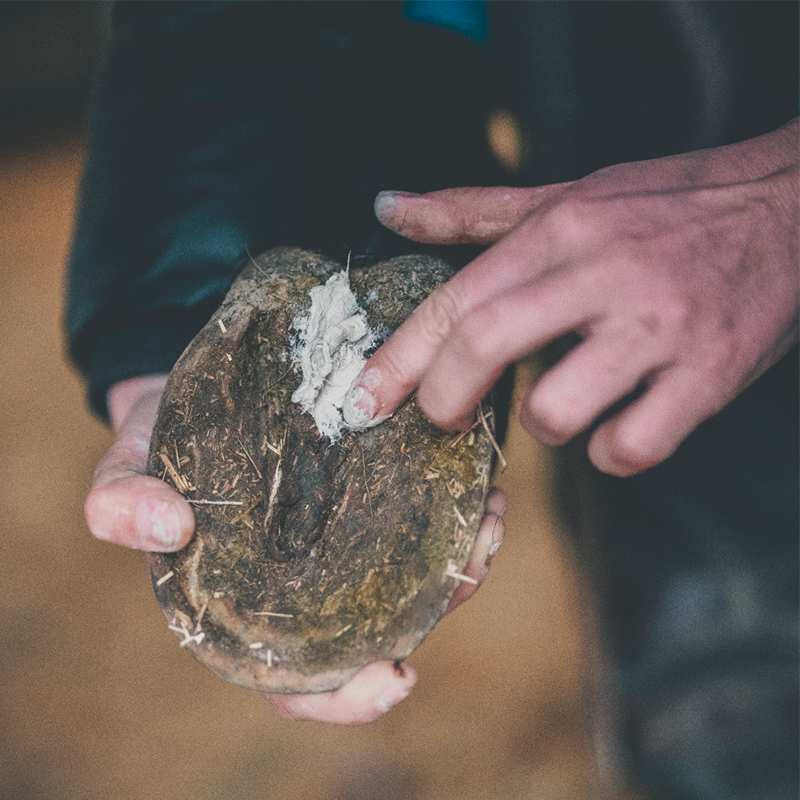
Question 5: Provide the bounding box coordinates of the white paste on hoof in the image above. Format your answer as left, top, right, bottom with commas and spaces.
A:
291, 271, 377, 440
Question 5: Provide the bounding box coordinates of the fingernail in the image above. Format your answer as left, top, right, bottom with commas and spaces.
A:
373, 191, 395, 219
479, 514, 505, 567
483, 490, 506, 565
374, 190, 419, 222
376, 683, 412, 713
342, 370, 388, 429
136, 498, 183, 550
342, 385, 377, 427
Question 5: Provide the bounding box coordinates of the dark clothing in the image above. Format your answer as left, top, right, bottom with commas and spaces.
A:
66, 3, 799, 799
67, 1, 499, 419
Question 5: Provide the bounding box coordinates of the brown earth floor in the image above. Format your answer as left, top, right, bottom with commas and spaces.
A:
0, 137, 646, 800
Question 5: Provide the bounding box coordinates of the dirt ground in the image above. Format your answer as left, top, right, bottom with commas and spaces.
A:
0, 136, 645, 800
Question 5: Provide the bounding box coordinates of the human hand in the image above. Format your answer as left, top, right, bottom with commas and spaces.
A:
346, 119, 799, 476
85, 375, 505, 724
85, 374, 196, 552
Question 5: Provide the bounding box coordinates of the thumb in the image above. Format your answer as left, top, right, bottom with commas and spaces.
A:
84, 376, 195, 552
373, 184, 570, 245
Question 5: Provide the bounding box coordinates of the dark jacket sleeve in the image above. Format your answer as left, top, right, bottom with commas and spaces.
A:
66, 0, 497, 420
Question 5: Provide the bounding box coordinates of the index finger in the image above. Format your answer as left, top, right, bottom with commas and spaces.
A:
342, 279, 471, 429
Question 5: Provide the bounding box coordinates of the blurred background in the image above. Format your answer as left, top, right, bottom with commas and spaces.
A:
0, 3, 630, 799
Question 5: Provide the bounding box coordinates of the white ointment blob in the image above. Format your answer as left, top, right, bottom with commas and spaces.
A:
291, 271, 377, 440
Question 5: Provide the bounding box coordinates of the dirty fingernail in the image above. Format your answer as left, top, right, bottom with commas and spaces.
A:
137, 498, 183, 550
342, 385, 377, 427
373, 191, 396, 220
374, 190, 419, 222
343, 369, 388, 429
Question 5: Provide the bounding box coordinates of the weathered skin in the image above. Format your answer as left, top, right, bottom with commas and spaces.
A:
147, 247, 497, 693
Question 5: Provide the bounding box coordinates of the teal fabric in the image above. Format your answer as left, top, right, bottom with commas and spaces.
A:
403, 0, 487, 44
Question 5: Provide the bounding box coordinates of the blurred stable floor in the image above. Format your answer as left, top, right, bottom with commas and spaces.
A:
0, 135, 647, 800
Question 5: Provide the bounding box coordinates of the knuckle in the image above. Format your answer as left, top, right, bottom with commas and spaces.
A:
419, 284, 466, 342
543, 196, 599, 244
452, 311, 498, 365
652, 294, 692, 335
91, 439, 147, 489
611, 295, 692, 360
373, 346, 414, 392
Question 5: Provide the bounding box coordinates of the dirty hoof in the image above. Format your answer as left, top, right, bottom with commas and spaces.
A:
147, 247, 499, 693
